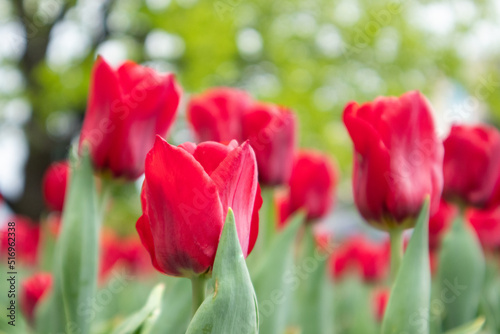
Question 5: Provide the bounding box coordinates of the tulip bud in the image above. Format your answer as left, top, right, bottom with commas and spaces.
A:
136, 137, 262, 277
276, 150, 339, 224
343, 91, 443, 229
42, 160, 69, 212
466, 205, 500, 250
80, 56, 182, 179
443, 124, 500, 208
21, 272, 52, 323
373, 289, 390, 322
1, 215, 40, 264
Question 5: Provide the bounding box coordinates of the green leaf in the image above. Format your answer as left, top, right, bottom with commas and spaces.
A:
438, 216, 485, 330
49, 150, 100, 334
251, 212, 304, 334
294, 224, 334, 334
147, 278, 192, 334
382, 199, 431, 334
185, 209, 259, 334
111, 284, 165, 334
443, 316, 485, 334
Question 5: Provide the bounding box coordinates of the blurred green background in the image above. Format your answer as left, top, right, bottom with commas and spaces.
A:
1, 0, 500, 219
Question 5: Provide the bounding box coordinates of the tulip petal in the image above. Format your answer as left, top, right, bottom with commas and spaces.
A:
248, 185, 263, 255
210, 142, 259, 257
79, 56, 120, 168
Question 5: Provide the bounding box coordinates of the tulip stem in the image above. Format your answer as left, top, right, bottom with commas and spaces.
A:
191, 276, 206, 316
389, 228, 404, 283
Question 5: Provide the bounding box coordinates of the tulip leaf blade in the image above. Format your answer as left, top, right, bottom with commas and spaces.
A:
443, 316, 485, 334
111, 284, 165, 334
48, 149, 100, 334
147, 278, 192, 334
293, 224, 334, 334
438, 216, 485, 330
186, 208, 259, 334
381, 199, 431, 334
251, 211, 305, 334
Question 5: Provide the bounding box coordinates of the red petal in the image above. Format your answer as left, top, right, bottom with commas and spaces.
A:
210, 141, 259, 257
79, 56, 120, 168
248, 185, 262, 254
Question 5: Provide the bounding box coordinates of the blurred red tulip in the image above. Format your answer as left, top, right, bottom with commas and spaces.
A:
42, 160, 69, 212
100, 229, 152, 280
21, 272, 52, 323
372, 288, 390, 322
187, 87, 297, 186
79, 56, 182, 179
429, 199, 457, 250
243, 103, 297, 185
276, 150, 338, 223
188, 88, 251, 143
466, 205, 500, 250
443, 124, 500, 208
1, 215, 40, 265
343, 91, 443, 229
331, 235, 389, 282
136, 137, 262, 277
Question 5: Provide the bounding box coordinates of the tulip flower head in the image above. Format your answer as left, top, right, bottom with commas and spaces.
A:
443, 124, 500, 208
136, 136, 262, 277
466, 205, 500, 250
343, 91, 443, 230
80, 56, 182, 179
1, 216, 40, 265
276, 150, 339, 224
21, 272, 52, 323
42, 160, 70, 212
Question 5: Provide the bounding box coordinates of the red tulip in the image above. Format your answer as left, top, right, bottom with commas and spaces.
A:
443, 124, 500, 208
187, 88, 251, 143
187, 88, 297, 186
429, 199, 457, 250
79, 56, 182, 179
373, 289, 390, 322
466, 205, 500, 250
343, 91, 443, 229
1, 215, 40, 265
42, 160, 69, 212
276, 150, 338, 223
243, 103, 297, 185
136, 137, 262, 277
331, 235, 389, 282
100, 229, 152, 280
21, 272, 52, 323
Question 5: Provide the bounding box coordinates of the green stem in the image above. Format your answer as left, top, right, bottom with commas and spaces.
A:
389, 228, 404, 283
191, 276, 206, 316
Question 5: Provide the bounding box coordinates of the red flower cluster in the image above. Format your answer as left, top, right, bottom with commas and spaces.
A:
343, 91, 444, 229
136, 137, 262, 277
100, 229, 152, 280
188, 88, 297, 185
331, 235, 389, 282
